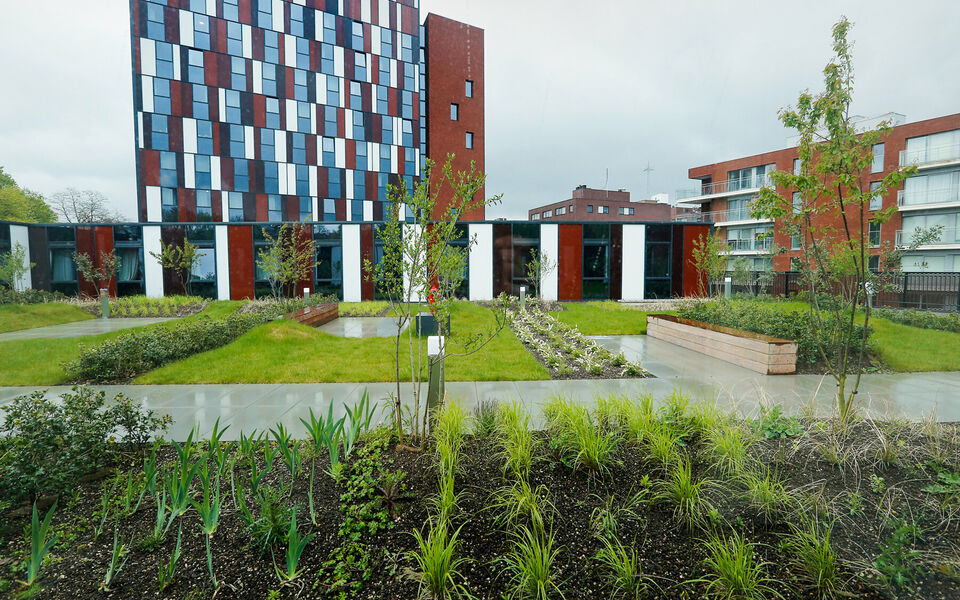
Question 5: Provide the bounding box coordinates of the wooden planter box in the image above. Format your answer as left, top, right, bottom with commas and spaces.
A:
646, 314, 797, 375
286, 303, 339, 328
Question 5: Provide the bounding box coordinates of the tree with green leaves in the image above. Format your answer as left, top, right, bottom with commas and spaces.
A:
689, 231, 727, 296
73, 249, 122, 294
0, 166, 57, 223
751, 17, 939, 421
149, 239, 202, 297
366, 155, 505, 443
255, 223, 318, 299
0, 243, 34, 291
524, 248, 556, 300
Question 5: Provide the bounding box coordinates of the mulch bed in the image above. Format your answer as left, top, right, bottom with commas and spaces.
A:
3, 420, 957, 599
515, 324, 651, 380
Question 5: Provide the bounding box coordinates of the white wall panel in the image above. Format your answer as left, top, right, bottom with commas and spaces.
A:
361, 0, 371, 23
379, 0, 389, 27
468, 224, 493, 301
252, 60, 263, 94
143, 226, 164, 297
145, 186, 161, 222
278, 162, 288, 195
285, 99, 297, 131
210, 156, 221, 191
218, 88, 226, 123
272, 0, 284, 32
206, 0, 216, 16
363, 200, 373, 222
275, 130, 287, 162
335, 138, 345, 168
309, 166, 318, 196
539, 224, 559, 301
140, 39, 156, 77
621, 224, 646, 301
220, 191, 230, 222
342, 224, 362, 301
284, 33, 296, 67
184, 155, 196, 188
137, 112, 144, 149
182, 118, 197, 154
141, 76, 154, 113
215, 226, 231, 300
244, 125, 255, 159
242, 24, 253, 58
9, 225, 31, 291
287, 164, 296, 194
345, 173, 354, 199
179, 11, 194, 48
403, 224, 423, 301
171, 44, 181, 80
312, 197, 319, 222
334, 47, 344, 77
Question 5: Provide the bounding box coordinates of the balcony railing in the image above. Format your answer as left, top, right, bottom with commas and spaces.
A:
725, 238, 774, 252
896, 227, 959, 247
898, 187, 960, 207
899, 143, 960, 167
677, 174, 773, 200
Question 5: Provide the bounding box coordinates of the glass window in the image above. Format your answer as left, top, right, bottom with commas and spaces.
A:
296, 165, 309, 195
191, 247, 216, 284
793, 158, 801, 175
586, 205, 593, 213
869, 181, 882, 210
401, 91, 412, 119
151, 114, 168, 150
322, 198, 336, 221
299, 197, 312, 221
187, 49, 204, 83
192, 13, 210, 50
355, 53, 367, 80
262, 63, 277, 97
450, 103, 458, 121
196, 190, 212, 221
322, 137, 335, 167
231, 56, 246, 90
223, 0, 239, 22
542, 210, 551, 218
380, 29, 393, 57
869, 221, 881, 247
404, 147, 415, 174
379, 145, 391, 172
296, 37, 310, 70
155, 42, 174, 78
376, 86, 388, 114
268, 194, 282, 221
224, 89, 241, 123
378, 56, 390, 83
292, 132, 306, 163
263, 162, 279, 193
297, 101, 311, 133
192, 84, 208, 118
230, 124, 245, 157
159, 151, 177, 187
329, 169, 341, 197
402, 119, 413, 146
266, 97, 280, 129
353, 111, 365, 140
146, 3, 165, 41
323, 12, 336, 42
354, 171, 366, 199
403, 63, 415, 90
377, 173, 388, 202
324, 106, 337, 136
465, 79, 474, 98
264, 30, 279, 64
161, 188, 178, 222
197, 120, 213, 154
356, 141, 367, 170
350, 199, 363, 222
260, 128, 275, 161
326, 76, 340, 106
381, 117, 393, 144
226, 21, 242, 56
871, 143, 884, 173
195, 155, 211, 188
290, 4, 304, 37
792, 192, 802, 214
234, 158, 249, 192
321, 43, 334, 74
352, 21, 363, 49
257, 0, 271, 28
465, 132, 474, 149
350, 81, 362, 109
228, 191, 244, 221
401, 34, 413, 62
599, 206, 608, 214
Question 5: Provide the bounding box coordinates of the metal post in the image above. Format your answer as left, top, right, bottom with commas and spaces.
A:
519, 285, 526, 311
426, 336, 444, 416
724, 277, 732, 299
99, 288, 110, 319
303, 287, 310, 301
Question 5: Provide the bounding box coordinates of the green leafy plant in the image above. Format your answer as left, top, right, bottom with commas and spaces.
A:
503, 524, 563, 600
342, 390, 377, 459
657, 459, 711, 532
694, 531, 783, 600
489, 479, 554, 534
300, 403, 346, 471
255, 222, 318, 299
99, 528, 131, 592
20, 500, 60, 587
869, 475, 886, 495
781, 520, 841, 599
873, 518, 924, 591
496, 401, 537, 481
157, 526, 182, 591
593, 536, 646, 599
705, 424, 753, 476
274, 513, 316, 582
751, 405, 803, 439
408, 518, 470, 600
590, 489, 647, 541
192, 467, 222, 587
149, 237, 203, 296
738, 468, 792, 525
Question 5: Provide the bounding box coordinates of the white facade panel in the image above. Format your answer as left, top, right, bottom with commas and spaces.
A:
403, 224, 423, 301
539, 224, 559, 301
220, 191, 230, 222
171, 44, 181, 80
182, 118, 198, 154
179, 11, 194, 48
140, 39, 156, 77
342, 224, 362, 301
621, 224, 646, 301
361, 0, 371, 23
242, 24, 253, 58
218, 88, 226, 124
334, 46, 344, 77
363, 200, 373, 222
335, 138, 346, 168
143, 226, 164, 298
215, 225, 231, 300
145, 186, 161, 222
346, 173, 354, 199
287, 164, 297, 194
210, 156, 221, 191
284, 33, 296, 67
309, 166, 318, 196
285, 99, 297, 131
275, 130, 287, 162
9, 225, 31, 291
137, 112, 144, 149
379, 0, 389, 28
252, 60, 263, 94
244, 125, 255, 159
141, 76, 154, 113
312, 197, 319, 222
272, 0, 284, 32
184, 155, 196, 188
206, 0, 216, 16
278, 162, 288, 195
468, 224, 494, 301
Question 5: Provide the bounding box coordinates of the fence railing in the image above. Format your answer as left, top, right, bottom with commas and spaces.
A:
713, 271, 960, 312
725, 238, 773, 252
677, 174, 772, 200
896, 227, 960, 247
897, 187, 960, 207
899, 143, 960, 167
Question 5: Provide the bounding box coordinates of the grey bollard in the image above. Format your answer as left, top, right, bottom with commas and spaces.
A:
303, 287, 310, 301
99, 288, 110, 319
519, 285, 526, 311
724, 277, 732, 299
426, 335, 445, 417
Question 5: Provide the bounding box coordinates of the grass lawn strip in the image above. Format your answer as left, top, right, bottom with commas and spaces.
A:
554, 302, 676, 335
0, 303, 93, 334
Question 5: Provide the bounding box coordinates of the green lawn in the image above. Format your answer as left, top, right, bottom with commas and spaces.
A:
0, 301, 244, 386
0, 303, 93, 333
137, 301, 548, 383
553, 302, 675, 335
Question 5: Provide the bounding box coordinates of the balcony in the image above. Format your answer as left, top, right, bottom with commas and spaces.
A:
896, 227, 960, 248
898, 187, 960, 211
899, 143, 960, 169
676, 174, 773, 204
723, 237, 774, 253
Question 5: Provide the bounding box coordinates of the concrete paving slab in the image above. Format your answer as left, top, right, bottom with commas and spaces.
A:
317, 317, 409, 338
0, 318, 174, 341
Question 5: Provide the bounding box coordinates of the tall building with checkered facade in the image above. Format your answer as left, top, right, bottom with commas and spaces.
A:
130, 0, 482, 225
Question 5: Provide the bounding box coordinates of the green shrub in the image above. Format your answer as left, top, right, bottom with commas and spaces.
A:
874, 308, 960, 334
0, 287, 66, 305
677, 300, 869, 364
0, 386, 171, 504
64, 313, 269, 382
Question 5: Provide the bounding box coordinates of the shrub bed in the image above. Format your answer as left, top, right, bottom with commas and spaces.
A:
677, 300, 869, 365
75, 295, 208, 318
874, 307, 960, 334
0, 287, 66, 305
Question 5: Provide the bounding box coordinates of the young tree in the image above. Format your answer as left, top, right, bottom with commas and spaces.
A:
366, 156, 505, 443
524, 248, 556, 300
0, 243, 34, 291
751, 17, 937, 421
149, 239, 202, 296
255, 223, 318, 299
73, 249, 121, 294
51, 188, 125, 223
689, 231, 727, 296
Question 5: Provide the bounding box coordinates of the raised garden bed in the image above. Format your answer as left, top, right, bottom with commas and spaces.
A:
648, 313, 798, 375
510, 306, 647, 379
285, 302, 338, 328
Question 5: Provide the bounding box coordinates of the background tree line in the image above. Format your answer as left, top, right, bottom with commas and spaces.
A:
0, 165, 124, 223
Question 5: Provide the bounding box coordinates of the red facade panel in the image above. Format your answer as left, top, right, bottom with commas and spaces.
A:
682, 225, 710, 297
557, 225, 582, 301
75, 226, 98, 297
360, 224, 374, 300
228, 225, 255, 300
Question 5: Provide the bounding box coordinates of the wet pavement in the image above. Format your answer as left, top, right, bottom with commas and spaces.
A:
0, 318, 174, 341
316, 316, 409, 338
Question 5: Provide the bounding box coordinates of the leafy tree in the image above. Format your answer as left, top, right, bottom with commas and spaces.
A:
149, 239, 202, 296
0, 243, 34, 291
73, 249, 122, 294
0, 166, 15, 188
51, 188, 124, 223
0, 185, 57, 224
751, 17, 938, 421
524, 248, 556, 299
255, 223, 318, 299
689, 231, 727, 296
366, 156, 505, 443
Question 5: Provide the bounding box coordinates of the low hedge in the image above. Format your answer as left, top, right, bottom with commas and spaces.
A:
873, 307, 960, 334
64, 312, 270, 382
677, 300, 869, 364
0, 287, 66, 305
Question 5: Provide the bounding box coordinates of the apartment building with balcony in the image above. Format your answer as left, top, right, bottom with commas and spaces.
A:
527, 186, 698, 222
679, 112, 960, 273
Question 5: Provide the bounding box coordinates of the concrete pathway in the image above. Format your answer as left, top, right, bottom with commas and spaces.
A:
1, 334, 957, 441
0, 318, 174, 341
317, 316, 408, 338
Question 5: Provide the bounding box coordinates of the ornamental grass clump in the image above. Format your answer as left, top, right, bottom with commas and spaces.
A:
409, 518, 470, 600
503, 524, 563, 600
657, 459, 712, 532
781, 519, 842, 599
496, 401, 537, 481
694, 531, 784, 600
594, 536, 647, 599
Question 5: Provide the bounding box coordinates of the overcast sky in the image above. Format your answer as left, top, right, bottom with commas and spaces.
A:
1, 0, 958, 220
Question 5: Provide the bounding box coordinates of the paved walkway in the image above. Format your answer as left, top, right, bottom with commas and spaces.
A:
317, 316, 408, 337
1, 335, 957, 441
0, 318, 173, 341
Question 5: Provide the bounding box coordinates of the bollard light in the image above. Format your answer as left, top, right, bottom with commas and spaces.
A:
519, 285, 526, 311
99, 288, 110, 319
724, 277, 732, 299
